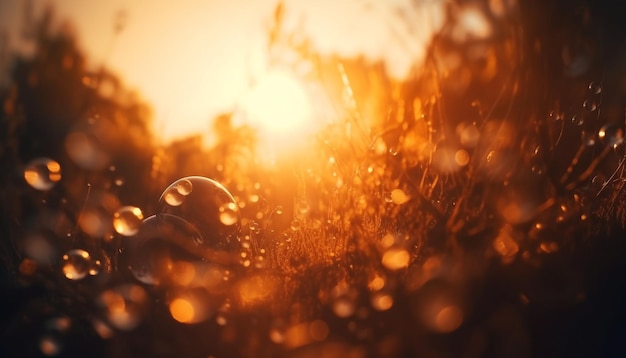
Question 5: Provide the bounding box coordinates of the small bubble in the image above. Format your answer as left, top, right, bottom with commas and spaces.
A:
24, 158, 62, 191
275, 205, 284, 215
113, 206, 144, 236
454, 149, 470, 166
176, 179, 193, 195
582, 99, 597, 112
62, 249, 98, 280
571, 115, 584, 126
598, 122, 625, 148
588, 81, 602, 94
549, 111, 564, 121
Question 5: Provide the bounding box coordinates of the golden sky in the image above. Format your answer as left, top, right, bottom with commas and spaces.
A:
1, 0, 446, 143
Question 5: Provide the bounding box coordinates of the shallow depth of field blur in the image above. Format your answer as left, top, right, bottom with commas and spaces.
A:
1, 1, 626, 357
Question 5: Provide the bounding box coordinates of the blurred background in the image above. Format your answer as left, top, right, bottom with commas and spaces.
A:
1, 0, 626, 357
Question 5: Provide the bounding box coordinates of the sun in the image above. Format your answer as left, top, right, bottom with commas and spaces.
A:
243, 70, 315, 146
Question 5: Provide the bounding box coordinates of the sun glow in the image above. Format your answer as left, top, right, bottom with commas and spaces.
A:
241, 70, 316, 161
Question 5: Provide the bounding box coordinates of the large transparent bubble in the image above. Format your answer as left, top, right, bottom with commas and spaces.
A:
157, 176, 241, 251
122, 214, 205, 285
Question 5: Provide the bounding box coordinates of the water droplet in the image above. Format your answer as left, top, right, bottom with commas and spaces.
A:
582, 99, 597, 112
588, 81, 602, 94
598, 122, 624, 148
571, 114, 584, 126
24, 158, 61, 191
97, 284, 148, 330
549, 111, 564, 121
162, 179, 193, 206
113, 206, 144, 236
158, 176, 240, 251
274, 205, 284, 215
62, 249, 99, 280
